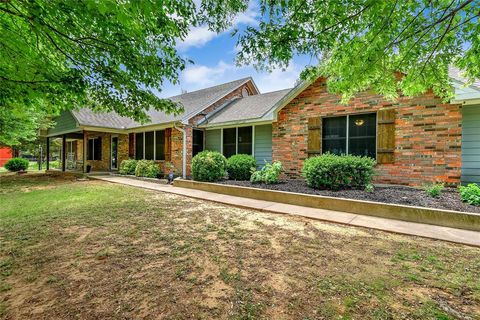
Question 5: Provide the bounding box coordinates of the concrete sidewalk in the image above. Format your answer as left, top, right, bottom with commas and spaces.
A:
91, 175, 480, 247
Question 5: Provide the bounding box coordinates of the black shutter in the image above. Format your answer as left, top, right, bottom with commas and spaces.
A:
87, 139, 93, 160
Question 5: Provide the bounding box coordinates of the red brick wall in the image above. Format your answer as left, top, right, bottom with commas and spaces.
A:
273, 78, 462, 186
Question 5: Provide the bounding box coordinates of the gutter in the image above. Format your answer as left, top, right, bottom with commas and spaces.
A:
173, 122, 187, 179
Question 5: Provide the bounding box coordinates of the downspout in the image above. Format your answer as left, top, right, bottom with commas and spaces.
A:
173, 123, 187, 179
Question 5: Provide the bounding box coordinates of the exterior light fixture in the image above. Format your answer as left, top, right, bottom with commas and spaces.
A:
354, 119, 365, 126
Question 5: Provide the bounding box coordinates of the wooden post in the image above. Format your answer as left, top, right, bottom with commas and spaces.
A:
46, 137, 50, 171
83, 131, 87, 173
62, 134, 66, 172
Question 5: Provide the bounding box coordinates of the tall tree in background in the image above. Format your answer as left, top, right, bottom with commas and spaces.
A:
1, 0, 478, 145
229, 0, 480, 101
0, 1, 192, 145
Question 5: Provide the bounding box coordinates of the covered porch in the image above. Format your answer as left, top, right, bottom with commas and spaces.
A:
46, 130, 129, 173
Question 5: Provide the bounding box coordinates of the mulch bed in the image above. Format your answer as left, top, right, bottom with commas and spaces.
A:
217, 179, 480, 214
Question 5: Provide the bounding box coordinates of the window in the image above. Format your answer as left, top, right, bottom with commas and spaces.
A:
322, 113, 376, 158
87, 137, 102, 161
192, 129, 204, 157
135, 133, 143, 160
223, 128, 236, 158
135, 130, 166, 160
222, 126, 253, 158
155, 130, 165, 160
237, 126, 252, 155
144, 131, 154, 160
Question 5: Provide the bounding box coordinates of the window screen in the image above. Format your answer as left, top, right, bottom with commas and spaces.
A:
322, 116, 347, 155
135, 133, 143, 160
237, 126, 252, 154
348, 113, 376, 158
144, 131, 154, 160
322, 113, 376, 159
223, 128, 236, 158
155, 130, 165, 160
87, 137, 102, 160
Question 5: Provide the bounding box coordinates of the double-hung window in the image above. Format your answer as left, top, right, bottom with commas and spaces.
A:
135, 130, 166, 160
87, 137, 102, 160
322, 113, 376, 159
222, 126, 253, 158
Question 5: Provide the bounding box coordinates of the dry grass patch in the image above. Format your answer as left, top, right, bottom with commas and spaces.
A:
0, 173, 479, 319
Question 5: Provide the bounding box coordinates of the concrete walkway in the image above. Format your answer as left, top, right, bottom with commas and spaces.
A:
91, 175, 480, 247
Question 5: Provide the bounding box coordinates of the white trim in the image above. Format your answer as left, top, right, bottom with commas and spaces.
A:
153, 130, 156, 161
220, 128, 224, 154
235, 127, 239, 154
200, 119, 273, 129
110, 135, 119, 170
143, 132, 145, 159
345, 115, 349, 155
252, 125, 256, 158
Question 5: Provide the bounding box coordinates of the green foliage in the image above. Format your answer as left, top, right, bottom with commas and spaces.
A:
424, 183, 445, 198
227, 154, 257, 181
250, 161, 282, 184
230, 1, 479, 102
302, 153, 376, 190
191, 151, 227, 182
134, 160, 161, 178
119, 159, 138, 175
4, 158, 29, 172
365, 184, 375, 193
459, 183, 480, 206
0, 1, 203, 144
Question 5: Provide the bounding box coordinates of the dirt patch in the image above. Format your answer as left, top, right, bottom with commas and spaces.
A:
218, 179, 480, 213
1, 176, 479, 319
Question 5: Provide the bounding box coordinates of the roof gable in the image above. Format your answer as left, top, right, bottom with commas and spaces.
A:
70, 77, 259, 130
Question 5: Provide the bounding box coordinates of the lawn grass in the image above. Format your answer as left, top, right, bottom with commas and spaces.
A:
0, 173, 479, 319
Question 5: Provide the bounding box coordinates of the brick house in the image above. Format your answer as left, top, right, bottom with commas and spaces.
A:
46, 78, 260, 176
46, 71, 480, 186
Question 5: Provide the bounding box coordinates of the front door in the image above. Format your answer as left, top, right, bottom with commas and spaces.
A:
111, 136, 118, 170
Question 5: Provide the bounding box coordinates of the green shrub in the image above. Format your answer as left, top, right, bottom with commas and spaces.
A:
134, 160, 161, 178
119, 159, 138, 175
424, 183, 444, 198
191, 150, 227, 182
4, 158, 29, 172
227, 154, 257, 180
302, 153, 376, 190
250, 161, 283, 184
365, 184, 375, 193
459, 183, 480, 206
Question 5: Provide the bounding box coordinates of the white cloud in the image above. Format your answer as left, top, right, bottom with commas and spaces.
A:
177, 1, 259, 51
176, 26, 217, 51
177, 60, 301, 94
182, 61, 235, 87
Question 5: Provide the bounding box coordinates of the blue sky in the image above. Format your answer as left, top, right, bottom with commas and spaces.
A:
157, 2, 312, 98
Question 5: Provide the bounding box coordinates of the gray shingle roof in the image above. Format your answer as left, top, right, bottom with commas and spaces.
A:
71, 77, 254, 129
448, 66, 480, 90
203, 88, 292, 125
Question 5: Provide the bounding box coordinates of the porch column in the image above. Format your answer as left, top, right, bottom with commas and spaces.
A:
46, 137, 50, 171
83, 131, 87, 173
62, 134, 66, 172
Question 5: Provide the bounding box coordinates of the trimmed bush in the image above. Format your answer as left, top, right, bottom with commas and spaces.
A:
134, 160, 161, 178
191, 150, 227, 182
119, 159, 138, 175
250, 161, 282, 184
227, 154, 257, 180
4, 157, 29, 172
459, 183, 480, 206
302, 153, 376, 190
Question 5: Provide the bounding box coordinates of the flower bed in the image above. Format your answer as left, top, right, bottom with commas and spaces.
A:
217, 179, 480, 214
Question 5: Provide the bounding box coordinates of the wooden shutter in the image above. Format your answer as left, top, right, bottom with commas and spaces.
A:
307, 117, 322, 157
377, 109, 395, 164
